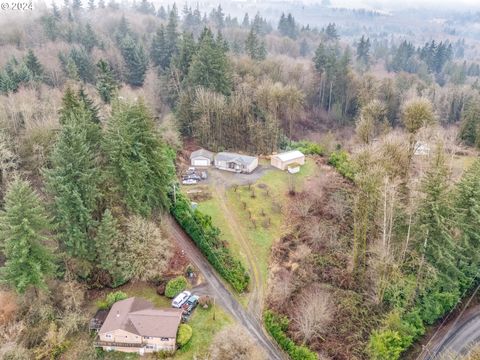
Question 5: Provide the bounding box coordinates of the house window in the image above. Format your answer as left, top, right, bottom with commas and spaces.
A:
161, 337, 169, 341
146, 345, 155, 349
105, 334, 112, 339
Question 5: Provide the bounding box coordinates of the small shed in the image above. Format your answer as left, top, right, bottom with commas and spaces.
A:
190, 149, 214, 167
271, 150, 305, 171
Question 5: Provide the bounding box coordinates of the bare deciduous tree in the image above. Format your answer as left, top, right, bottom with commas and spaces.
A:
208, 324, 267, 360
293, 287, 334, 343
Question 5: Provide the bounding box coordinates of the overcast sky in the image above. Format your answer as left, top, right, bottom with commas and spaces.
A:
330, 0, 480, 10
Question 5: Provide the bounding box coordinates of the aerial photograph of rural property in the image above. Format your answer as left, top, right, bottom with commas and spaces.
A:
2, 0, 480, 359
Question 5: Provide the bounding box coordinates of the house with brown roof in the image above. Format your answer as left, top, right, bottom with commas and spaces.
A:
95, 297, 183, 355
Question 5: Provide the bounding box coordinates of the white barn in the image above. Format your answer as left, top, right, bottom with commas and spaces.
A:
271, 150, 305, 171
190, 149, 214, 167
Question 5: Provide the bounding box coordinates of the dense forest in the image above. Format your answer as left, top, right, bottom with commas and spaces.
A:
1, 0, 480, 359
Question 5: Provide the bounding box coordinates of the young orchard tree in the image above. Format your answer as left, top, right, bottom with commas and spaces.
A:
0, 179, 56, 294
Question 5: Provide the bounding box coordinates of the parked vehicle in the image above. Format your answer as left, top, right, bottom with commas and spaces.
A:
201, 171, 208, 179
182, 179, 198, 185
181, 295, 199, 314
186, 167, 196, 175
172, 291, 192, 308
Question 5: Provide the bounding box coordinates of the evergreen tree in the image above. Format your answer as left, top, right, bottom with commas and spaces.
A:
172, 32, 197, 81
150, 25, 169, 69
165, 5, 179, 67
455, 159, 480, 286
120, 35, 148, 87
59, 47, 95, 83
45, 93, 100, 261
0, 179, 55, 294
103, 100, 175, 216
157, 5, 167, 19
188, 27, 232, 95
356, 35, 371, 70
416, 145, 462, 289
95, 209, 120, 283
245, 27, 266, 61
278, 12, 297, 38
458, 100, 480, 147
299, 38, 309, 57
137, 0, 155, 14
98, 0, 105, 8
96, 59, 118, 103
88, 0, 95, 10
324, 23, 338, 41
242, 13, 249, 28
81, 23, 98, 53
24, 49, 44, 80
52, 2, 61, 19
72, 0, 82, 10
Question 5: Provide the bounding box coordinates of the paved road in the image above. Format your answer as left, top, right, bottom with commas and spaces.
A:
165, 215, 285, 360
423, 310, 480, 359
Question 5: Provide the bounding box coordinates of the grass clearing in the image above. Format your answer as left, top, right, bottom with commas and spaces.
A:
197, 158, 318, 288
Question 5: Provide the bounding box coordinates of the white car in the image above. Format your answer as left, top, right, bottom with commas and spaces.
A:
172, 291, 192, 308
182, 179, 198, 185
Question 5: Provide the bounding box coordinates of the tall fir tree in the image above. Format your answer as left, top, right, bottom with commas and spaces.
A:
120, 35, 148, 87
103, 100, 175, 216
188, 27, 232, 95
96, 59, 118, 103
150, 25, 169, 69
24, 49, 44, 80
245, 27, 266, 60
0, 179, 56, 294
45, 93, 100, 261
95, 208, 121, 285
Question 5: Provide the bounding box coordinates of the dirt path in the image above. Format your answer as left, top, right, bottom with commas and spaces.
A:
165, 216, 285, 360
213, 184, 264, 318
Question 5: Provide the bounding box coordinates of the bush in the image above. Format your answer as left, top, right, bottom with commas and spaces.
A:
368, 329, 407, 360
288, 140, 325, 155
170, 193, 250, 292
96, 291, 128, 310
328, 150, 356, 181
165, 276, 188, 298
176, 324, 193, 347
264, 310, 317, 360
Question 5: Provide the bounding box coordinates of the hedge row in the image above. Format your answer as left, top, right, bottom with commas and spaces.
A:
170, 192, 250, 292
264, 310, 317, 360
328, 150, 356, 181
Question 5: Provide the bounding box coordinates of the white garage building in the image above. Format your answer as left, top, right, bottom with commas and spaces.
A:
271, 150, 305, 171
190, 148, 214, 167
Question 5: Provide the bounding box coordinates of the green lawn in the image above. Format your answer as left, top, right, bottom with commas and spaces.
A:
174, 305, 232, 360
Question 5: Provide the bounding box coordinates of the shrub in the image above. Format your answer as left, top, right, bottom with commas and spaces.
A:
328, 150, 356, 181
264, 310, 317, 360
170, 192, 250, 292
97, 291, 128, 310
288, 140, 325, 155
165, 276, 188, 298
368, 329, 407, 360
176, 324, 193, 347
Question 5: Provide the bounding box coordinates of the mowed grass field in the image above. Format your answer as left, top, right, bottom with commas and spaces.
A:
197, 158, 318, 288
